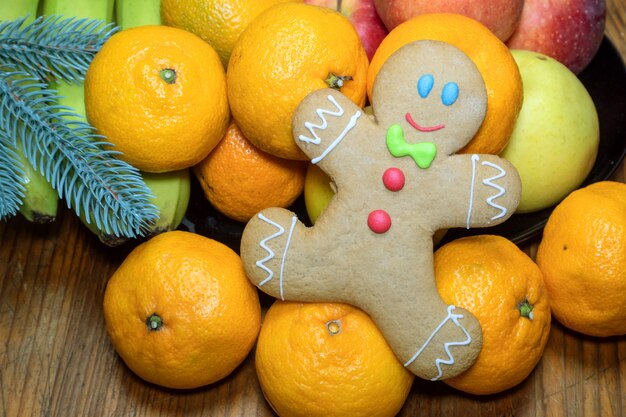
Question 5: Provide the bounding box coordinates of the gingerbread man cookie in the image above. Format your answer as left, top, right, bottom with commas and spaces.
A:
240, 40, 522, 381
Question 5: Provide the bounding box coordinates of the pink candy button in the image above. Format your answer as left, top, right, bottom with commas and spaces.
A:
368, 210, 391, 234
383, 167, 405, 191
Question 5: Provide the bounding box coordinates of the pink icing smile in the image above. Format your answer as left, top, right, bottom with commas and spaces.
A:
406, 113, 444, 132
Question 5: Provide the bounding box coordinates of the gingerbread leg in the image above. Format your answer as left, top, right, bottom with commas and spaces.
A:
402, 304, 481, 381
355, 262, 483, 381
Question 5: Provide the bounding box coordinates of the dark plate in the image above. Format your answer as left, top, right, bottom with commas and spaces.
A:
185, 37, 626, 251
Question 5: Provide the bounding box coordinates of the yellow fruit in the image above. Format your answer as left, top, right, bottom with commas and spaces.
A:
536, 181, 626, 337
160, 0, 298, 68
303, 163, 335, 224
85, 25, 229, 173
255, 301, 414, 417
103, 231, 261, 389
367, 13, 523, 155
434, 235, 551, 395
227, 2, 368, 160
501, 49, 599, 213
193, 121, 307, 223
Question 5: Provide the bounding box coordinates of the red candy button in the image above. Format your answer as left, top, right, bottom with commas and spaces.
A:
368, 210, 391, 234
383, 167, 405, 191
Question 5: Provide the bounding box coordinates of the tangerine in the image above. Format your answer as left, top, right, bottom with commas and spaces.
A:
85, 25, 229, 173
193, 121, 306, 223
227, 3, 368, 160
255, 300, 414, 417
103, 231, 261, 389
536, 181, 626, 337
435, 234, 551, 395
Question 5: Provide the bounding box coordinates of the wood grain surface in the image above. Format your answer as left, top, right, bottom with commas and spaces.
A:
2, 2, 626, 416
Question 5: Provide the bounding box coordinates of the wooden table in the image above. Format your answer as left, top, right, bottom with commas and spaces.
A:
2, 2, 626, 416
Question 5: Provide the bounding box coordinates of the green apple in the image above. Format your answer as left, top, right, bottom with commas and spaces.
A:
501, 49, 599, 213
304, 163, 335, 224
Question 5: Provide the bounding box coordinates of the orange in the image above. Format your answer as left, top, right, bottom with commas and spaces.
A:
227, 2, 369, 160
367, 13, 523, 155
102, 231, 261, 389
434, 235, 550, 395
85, 25, 230, 173
193, 121, 307, 223
536, 181, 626, 337
255, 301, 414, 417
160, 0, 298, 68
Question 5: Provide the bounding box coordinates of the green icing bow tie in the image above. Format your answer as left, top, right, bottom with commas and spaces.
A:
386, 124, 437, 169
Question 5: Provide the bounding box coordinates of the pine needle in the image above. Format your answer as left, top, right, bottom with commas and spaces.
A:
0, 130, 26, 220
0, 67, 158, 237
0, 15, 118, 84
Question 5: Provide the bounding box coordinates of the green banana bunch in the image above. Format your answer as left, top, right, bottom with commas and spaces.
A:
0, 0, 60, 223
81, 169, 191, 246
116, 0, 161, 29
41, 0, 190, 243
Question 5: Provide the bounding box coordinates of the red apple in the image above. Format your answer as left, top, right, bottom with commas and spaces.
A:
373, 0, 524, 41
506, 0, 606, 74
304, 0, 389, 61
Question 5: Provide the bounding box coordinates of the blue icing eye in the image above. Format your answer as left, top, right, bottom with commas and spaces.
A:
441, 82, 459, 106
417, 74, 434, 98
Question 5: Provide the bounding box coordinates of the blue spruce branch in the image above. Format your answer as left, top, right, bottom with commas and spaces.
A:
0, 129, 26, 220
0, 15, 118, 84
0, 67, 158, 237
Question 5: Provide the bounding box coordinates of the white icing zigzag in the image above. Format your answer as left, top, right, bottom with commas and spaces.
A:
255, 213, 298, 301
403, 305, 472, 381
431, 309, 472, 381
481, 160, 507, 221
297, 94, 362, 164
298, 95, 345, 145
466, 154, 508, 228
256, 213, 284, 286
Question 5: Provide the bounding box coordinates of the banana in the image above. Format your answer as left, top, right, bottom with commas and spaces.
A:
78, 211, 129, 247
0, 0, 60, 223
16, 143, 59, 223
42, 0, 114, 22
143, 169, 191, 235
41, 0, 114, 238
115, 0, 161, 29
42, 0, 115, 121
100, 0, 192, 241
0, 0, 39, 22
79, 169, 191, 246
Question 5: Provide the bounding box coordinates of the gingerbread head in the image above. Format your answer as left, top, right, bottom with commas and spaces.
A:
240, 40, 522, 381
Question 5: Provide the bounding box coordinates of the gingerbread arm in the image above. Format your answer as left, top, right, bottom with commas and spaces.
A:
464, 154, 521, 228
427, 154, 521, 230
292, 88, 372, 178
